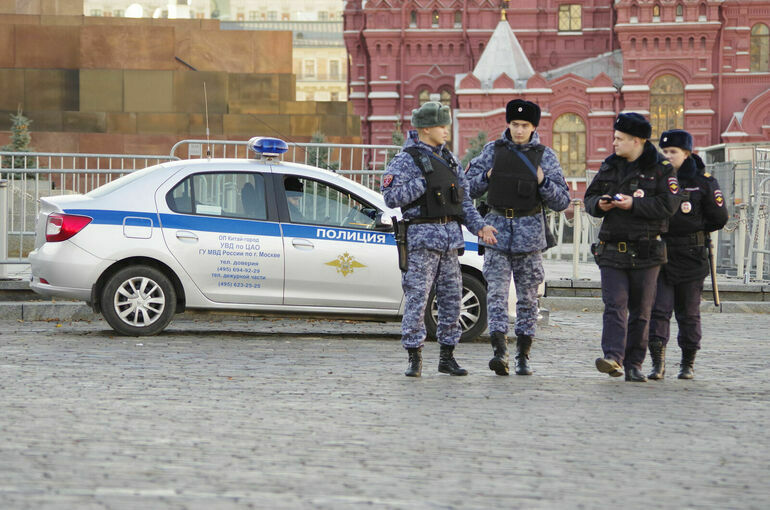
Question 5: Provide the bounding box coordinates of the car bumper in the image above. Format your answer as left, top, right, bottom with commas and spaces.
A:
28, 241, 111, 301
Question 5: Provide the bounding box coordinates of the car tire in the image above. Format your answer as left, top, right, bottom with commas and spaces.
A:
101, 265, 176, 336
425, 271, 487, 343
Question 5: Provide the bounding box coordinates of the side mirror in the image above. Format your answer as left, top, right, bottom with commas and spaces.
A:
374, 212, 394, 231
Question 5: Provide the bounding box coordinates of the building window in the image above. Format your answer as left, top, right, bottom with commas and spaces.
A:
676, 4, 683, 20
303, 60, 316, 79
330, 92, 339, 101
90, 9, 102, 16
329, 60, 341, 80
440, 90, 451, 106
750, 24, 770, 72
432, 10, 439, 27
249, 11, 257, 20
558, 4, 581, 31
553, 114, 586, 178
418, 89, 430, 106
630, 2, 639, 22
268, 11, 277, 20
410, 10, 417, 27
454, 11, 462, 28
113, 9, 124, 17
698, 2, 707, 21
653, 4, 661, 21
650, 74, 684, 139
319, 11, 328, 21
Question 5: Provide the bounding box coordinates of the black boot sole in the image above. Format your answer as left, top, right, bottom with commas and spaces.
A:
488, 357, 509, 376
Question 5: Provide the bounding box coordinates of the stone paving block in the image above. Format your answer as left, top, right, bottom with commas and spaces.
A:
0, 301, 22, 319
79, 69, 124, 113
124, 70, 173, 113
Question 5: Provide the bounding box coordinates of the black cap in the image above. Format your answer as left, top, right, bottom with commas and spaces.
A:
614, 113, 652, 139
284, 177, 304, 193
506, 99, 541, 127
659, 129, 693, 152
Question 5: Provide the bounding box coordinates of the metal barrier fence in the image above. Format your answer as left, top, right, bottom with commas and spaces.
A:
2, 144, 770, 283
169, 139, 401, 191
0, 152, 176, 264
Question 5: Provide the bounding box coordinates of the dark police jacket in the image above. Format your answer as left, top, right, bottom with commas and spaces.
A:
661, 153, 729, 284
585, 141, 680, 269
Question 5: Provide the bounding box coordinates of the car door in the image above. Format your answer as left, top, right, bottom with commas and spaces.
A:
160, 170, 284, 304
279, 174, 403, 310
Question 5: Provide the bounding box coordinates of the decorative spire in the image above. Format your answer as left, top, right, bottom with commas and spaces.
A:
501, 0, 509, 21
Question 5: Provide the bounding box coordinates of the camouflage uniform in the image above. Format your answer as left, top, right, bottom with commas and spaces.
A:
382, 130, 487, 349
466, 130, 570, 337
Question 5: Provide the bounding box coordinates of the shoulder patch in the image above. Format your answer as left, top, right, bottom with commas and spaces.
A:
382, 174, 394, 188
668, 176, 680, 194
714, 189, 724, 207
662, 160, 671, 165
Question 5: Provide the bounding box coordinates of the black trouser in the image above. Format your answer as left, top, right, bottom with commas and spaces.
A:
649, 276, 703, 351
600, 265, 661, 370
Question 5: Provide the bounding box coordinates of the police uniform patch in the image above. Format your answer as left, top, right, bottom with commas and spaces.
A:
382, 174, 394, 188
668, 176, 680, 194
714, 189, 724, 207
633, 189, 645, 198
681, 201, 692, 213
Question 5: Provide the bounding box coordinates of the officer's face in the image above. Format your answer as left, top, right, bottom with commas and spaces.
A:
612, 131, 642, 159
420, 125, 449, 147
508, 120, 535, 144
662, 146, 690, 170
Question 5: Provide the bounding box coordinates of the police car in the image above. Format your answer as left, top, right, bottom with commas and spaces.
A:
29, 137, 491, 341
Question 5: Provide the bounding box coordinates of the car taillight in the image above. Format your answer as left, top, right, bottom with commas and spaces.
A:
45, 213, 92, 242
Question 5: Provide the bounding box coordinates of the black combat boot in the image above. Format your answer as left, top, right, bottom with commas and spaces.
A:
647, 339, 666, 380
625, 366, 648, 382
488, 331, 509, 376
438, 344, 468, 376
678, 348, 697, 379
405, 347, 422, 377
514, 335, 533, 375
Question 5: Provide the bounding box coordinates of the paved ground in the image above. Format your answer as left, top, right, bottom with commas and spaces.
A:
1, 312, 768, 509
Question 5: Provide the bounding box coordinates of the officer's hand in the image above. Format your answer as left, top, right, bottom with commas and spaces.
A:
478, 225, 498, 245
537, 165, 544, 184
614, 194, 633, 210
598, 195, 616, 211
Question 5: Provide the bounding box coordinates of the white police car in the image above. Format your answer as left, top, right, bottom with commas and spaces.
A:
29, 137, 492, 341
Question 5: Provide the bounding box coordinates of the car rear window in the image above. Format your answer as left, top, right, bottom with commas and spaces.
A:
86, 166, 160, 198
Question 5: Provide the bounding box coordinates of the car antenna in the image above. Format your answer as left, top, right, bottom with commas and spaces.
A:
204, 82, 211, 158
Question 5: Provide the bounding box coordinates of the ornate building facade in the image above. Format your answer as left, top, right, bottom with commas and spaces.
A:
344, 0, 770, 176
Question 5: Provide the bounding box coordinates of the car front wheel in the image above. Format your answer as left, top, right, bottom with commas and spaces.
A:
101, 265, 176, 336
425, 272, 487, 343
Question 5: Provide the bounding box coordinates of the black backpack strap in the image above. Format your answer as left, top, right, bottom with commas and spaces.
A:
404, 146, 434, 175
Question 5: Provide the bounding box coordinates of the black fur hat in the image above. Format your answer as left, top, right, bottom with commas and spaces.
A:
614, 113, 652, 139
659, 129, 693, 152
506, 99, 541, 126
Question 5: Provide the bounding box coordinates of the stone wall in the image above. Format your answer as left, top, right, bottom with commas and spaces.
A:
0, 14, 361, 155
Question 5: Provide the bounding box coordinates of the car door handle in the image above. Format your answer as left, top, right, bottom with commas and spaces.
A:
291, 238, 314, 250
175, 230, 198, 241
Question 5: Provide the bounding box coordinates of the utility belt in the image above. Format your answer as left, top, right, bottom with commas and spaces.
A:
488, 205, 542, 218
592, 236, 662, 260
406, 215, 459, 225
663, 231, 705, 247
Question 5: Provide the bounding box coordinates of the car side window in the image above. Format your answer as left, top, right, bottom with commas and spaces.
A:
167, 172, 267, 220
282, 176, 379, 229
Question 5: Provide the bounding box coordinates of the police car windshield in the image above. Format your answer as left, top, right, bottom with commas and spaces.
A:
86, 165, 160, 198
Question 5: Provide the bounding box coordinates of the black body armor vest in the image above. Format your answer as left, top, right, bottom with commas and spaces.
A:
487, 142, 544, 210
403, 147, 464, 218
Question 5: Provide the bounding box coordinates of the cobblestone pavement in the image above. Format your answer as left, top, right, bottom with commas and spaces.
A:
1, 313, 768, 510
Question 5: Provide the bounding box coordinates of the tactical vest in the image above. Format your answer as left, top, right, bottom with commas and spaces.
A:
487, 142, 544, 210
403, 147, 464, 218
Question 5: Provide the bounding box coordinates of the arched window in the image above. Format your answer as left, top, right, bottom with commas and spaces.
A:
750, 23, 770, 72
432, 10, 439, 27
676, 3, 683, 20
653, 4, 661, 20
553, 114, 586, 178
440, 89, 452, 106
630, 2, 639, 21
698, 2, 707, 21
410, 10, 417, 27
418, 89, 431, 106
650, 75, 684, 139
454, 11, 462, 28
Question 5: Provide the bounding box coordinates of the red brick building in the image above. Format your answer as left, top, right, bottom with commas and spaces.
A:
344, 0, 770, 177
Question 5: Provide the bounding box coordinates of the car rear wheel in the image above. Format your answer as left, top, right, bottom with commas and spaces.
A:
425, 272, 487, 343
101, 265, 176, 336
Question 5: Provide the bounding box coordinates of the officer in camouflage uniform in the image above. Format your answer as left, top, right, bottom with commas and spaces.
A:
647, 130, 728, 380
585, 113, 680, 382
381, 101, 498, 377
466, 99, 570, 376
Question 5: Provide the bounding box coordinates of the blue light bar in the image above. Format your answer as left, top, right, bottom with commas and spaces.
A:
248, 137, 288, 157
